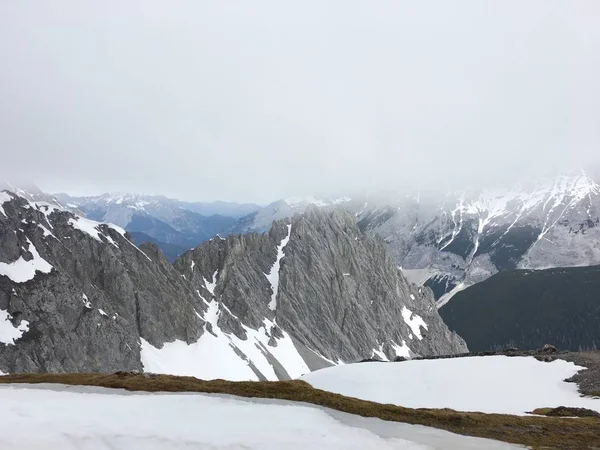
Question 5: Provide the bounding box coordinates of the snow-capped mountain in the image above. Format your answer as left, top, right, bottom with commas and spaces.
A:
55, 193, 258, 260
0, 188, 465, 378
230, 196, 355, 234
358, 171, 600, 306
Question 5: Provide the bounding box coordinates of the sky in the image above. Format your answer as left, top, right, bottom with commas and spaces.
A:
0, 1, 599, 203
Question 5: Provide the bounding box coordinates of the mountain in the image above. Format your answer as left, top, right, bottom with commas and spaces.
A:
229, 196, 355, 234
439, 265, 600, 352
175, 206, 466, 365
231, 172, 600, 307
0, 189, 466, 379
55, 193, 240, 251
358, 172, 600, 306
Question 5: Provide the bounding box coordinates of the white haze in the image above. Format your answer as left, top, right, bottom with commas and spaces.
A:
1, 1, 599, 203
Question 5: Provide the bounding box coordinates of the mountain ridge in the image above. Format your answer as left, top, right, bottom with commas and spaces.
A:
1, 188, 466, 379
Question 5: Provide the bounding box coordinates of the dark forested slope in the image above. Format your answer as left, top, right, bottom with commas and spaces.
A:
439, 265, 600, 352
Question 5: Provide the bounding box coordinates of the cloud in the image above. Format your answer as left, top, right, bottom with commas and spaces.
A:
1, 0, 599, 202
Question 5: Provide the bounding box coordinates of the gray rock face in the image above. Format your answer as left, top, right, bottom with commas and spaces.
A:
0, 192, 206, 374
1, 189, 466, 379
177, 206, 467, 363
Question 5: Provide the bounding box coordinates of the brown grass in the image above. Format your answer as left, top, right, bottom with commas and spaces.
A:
1, 372, 600, 449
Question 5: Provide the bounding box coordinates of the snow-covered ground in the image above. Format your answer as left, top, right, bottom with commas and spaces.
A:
302, 356, 600, 415
0, 384, 522, 449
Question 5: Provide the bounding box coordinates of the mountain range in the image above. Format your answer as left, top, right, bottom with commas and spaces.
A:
0, 188, 465, 378
54, 172, 600, 308
54, 193, 260, 261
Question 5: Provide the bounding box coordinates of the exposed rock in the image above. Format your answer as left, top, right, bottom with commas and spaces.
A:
179, 206, 467, 363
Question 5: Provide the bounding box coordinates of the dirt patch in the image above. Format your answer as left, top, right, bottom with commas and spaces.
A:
531, 406, 600, 418
1, 372, 599, 449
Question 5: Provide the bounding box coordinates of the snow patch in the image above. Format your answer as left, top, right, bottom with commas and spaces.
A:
266, 224, 292, 311
401, 306, 428, 340
436, 282, 469, 309
98, 309, 108, 317
392, 340, 411, 358
82, 294, 92, 309
37, 224, 55, 239
0, 191, 12, 217
372, 343, 389, 361
68, 216, 118, 247
141, 300, 258, 381
0, 238, 53, 283
0, 309, 29, 346
203, 270, 218, 295
141, 299, 309, 381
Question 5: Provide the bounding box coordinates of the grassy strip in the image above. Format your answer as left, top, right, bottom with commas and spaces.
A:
1, 372, 599, 449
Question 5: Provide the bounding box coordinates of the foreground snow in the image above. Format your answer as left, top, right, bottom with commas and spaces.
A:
302, 356, 600, 415
0, 384, 521, 449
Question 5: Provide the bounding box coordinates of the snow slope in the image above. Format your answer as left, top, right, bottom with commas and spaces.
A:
266, 223, 292, 310
141, 300, 310, 381
302, 356, 600, 415
0, 385, 522, 449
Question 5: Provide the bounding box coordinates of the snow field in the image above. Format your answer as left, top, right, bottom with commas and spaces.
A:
0, 385, 522, 449
302, 355, 600, 415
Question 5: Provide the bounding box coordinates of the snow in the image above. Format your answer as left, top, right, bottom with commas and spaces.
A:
0, 191, 12, 217
203, 269, 218, 295
392, 340, 411, 358
82, 294, 92, 309
68, 216, 103, 241
37, 224, 55, 238
190, 260, 195, 271
108, 222, 153, 261
266, 224, 292, 310
372, 343, 389, 361
285, 196, 328, 207
401, 268, 437, 286
0, 238, 53, 283
302, 356, 600, 415
98, 309, 108, 317
257, 319, 310, 378
436, 282, 469, 309
141, 300, 258, 381
0, 368, 6, 376
141, 300, 310, 381
0, 385, 522, 450
401, 306, 427, 340
0, 309, 29, 345
68, 215, 117, 248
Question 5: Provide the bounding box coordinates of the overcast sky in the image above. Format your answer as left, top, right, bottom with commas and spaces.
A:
1, 1, 599, 203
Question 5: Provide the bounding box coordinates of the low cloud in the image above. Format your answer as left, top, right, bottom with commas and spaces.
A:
1, 1, 599, 202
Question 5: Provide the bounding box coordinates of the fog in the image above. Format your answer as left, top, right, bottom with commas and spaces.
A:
1, 1, 599, 203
